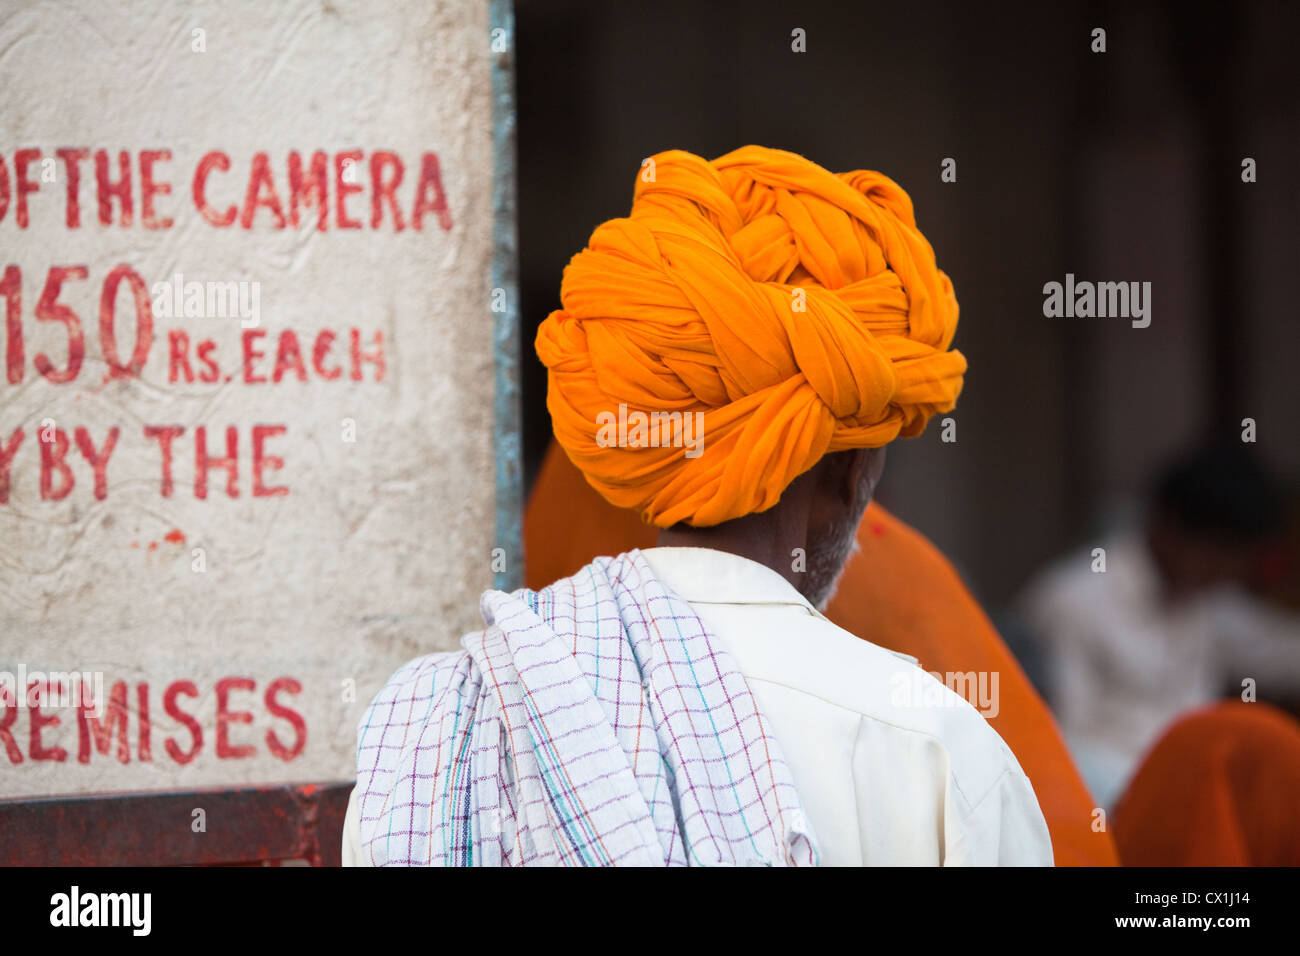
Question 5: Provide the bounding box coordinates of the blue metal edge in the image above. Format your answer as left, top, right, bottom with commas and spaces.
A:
489, 0, 524, 593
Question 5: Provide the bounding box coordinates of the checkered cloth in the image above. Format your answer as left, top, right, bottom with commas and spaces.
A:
354, 549, 819, 866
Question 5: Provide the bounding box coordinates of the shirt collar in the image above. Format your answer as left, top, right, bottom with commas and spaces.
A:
639, 546, 824, 617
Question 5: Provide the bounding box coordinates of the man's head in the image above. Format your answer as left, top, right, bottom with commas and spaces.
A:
1145, 442, 1283, 599
536, 146, 962, 590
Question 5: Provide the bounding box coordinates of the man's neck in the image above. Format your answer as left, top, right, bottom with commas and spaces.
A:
656, 509, 807, 592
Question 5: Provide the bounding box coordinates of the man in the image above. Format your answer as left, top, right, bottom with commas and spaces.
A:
345, 146, 1052, 866
1017, 442, 1300, 810
524, 439, 1117, 866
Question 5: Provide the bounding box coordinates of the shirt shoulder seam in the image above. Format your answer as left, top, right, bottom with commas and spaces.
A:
941, 768, 1017, 862
850, 715, 866, 866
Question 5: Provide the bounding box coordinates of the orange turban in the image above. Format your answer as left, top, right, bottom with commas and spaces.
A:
535, 145, 966, 527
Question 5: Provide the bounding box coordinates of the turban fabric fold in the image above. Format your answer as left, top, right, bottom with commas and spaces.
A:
536, 145, 966, 527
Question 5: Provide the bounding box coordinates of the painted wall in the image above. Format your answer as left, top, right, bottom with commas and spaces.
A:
0, 0, 502, 798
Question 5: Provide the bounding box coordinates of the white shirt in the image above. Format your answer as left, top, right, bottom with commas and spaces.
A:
1018, 530, 1300, 810
344, 546, 1053, 866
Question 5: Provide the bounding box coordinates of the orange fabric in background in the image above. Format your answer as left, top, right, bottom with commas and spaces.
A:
1114, 702, 1300, 866
525, 440, 1117, 866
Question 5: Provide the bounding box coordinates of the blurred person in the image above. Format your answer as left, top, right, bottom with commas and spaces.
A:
1113, 701, 1300, 866
1017, 442, 1300, 810
344, 146, 1051, 866
526, 438, 1117, 865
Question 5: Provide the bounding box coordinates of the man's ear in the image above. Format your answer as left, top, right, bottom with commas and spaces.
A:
838, 446, 887, 507
816, 447, 886, 508
838, 449, 868, 507
826, 447, 869, 508
864, 446, 887, 498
